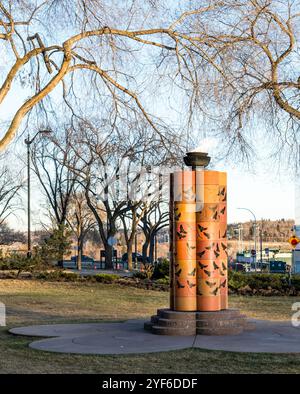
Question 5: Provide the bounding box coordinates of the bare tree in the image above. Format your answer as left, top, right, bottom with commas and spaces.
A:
119, 158, 172, 269
120, 200, 153, 271
139, 200, 169, 264
0, 153, 23, 225
1, 1, 300, 166
66, 188, 96, 270
66, 123, 131, 270
31, 129, 78, 228
64, 117, 179, 270
0, 1, 184, 150
173, 0, 300, 164
0, 0, 240, 156
0, 222, 26, 245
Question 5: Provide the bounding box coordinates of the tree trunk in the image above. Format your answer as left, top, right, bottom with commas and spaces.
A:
104, 242, 114, 270
77, 238, 83, 271
77, 251, 82, 271
142, 237, 150, 263
149, 233, 155, 263
127, 239, 134, 271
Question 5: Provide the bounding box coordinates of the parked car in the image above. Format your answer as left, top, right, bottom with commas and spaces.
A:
61, 255, 97, 269
269, 260, 287, 274
71, 255, 94, 263
229, 262, 245, 272
122, 253, 144, 263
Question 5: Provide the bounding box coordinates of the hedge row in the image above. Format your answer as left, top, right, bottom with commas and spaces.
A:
1, 269, 300, 296
0, 270, 170, 291
228, 271, 300, 296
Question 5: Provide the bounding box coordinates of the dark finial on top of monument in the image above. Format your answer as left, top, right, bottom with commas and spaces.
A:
183, 150, 211, 170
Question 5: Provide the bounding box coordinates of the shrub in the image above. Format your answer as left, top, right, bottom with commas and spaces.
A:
156, 277, 170, 285
152, 258, 169, 280
133, 271, 148, 280
228, 271, 248, 290
94, 273, 119, 283
143, 263, 155, 279
35, 224, 72, 265
247, 273, 288, 290
0, 226, 73, 275
291, 275, 300, 290
228, 271, 299, 294
35, 270, 81, 282
0, 251, 43, 276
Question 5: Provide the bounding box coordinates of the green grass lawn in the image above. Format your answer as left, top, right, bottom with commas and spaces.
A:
0, 279, 300, 374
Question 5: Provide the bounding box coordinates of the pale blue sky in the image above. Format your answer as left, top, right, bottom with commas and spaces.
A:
226, 166, 294, 223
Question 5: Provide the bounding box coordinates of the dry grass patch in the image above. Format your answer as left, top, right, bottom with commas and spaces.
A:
0, 279, 299, 374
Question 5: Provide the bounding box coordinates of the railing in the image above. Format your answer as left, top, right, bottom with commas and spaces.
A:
61, 259, 129, 270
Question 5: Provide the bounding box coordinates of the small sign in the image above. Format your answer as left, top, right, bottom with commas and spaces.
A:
265, 248, 269, 256
108, 236, 118, 246
288, 236, 300, 248
100, 250, 117, 258
0, 302, 5, 327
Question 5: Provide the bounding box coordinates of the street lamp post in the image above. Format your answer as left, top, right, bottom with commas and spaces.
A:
25, 129, 52, 258
238, 223, 243, 253
259, 220, 264, 270
154, 206, 158, 262
237, 207, 257, 271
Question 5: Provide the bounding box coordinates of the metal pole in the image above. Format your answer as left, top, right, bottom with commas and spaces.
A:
240, 224, 243, 254
25, 129, 52, 259
238, 223, 243, 253
260, 225, 263, 270
154, 207, 157, 262
254, 222, 257, 272
253, 223, 257, 271
27, 138, 31, 258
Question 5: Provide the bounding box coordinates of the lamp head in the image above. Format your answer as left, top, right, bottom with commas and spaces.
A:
183, 151, 211, 169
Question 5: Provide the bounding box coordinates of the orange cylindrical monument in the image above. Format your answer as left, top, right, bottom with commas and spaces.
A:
172, 171, 197, 311
169, 173, 175, 310
146, 151, 252, 336
219, 172, 228, 309
196, 171, 221, 311
171, 152, 228, 313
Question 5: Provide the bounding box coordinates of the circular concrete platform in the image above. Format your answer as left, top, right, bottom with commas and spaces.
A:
9, 319, 300, 355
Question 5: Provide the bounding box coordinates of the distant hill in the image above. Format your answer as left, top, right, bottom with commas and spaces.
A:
228, 219, 294, 243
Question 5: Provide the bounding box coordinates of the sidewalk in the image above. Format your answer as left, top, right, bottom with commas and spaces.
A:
9, 319, 300, 355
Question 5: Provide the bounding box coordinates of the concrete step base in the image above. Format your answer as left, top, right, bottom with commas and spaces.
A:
145, 308, 255, 336
196, 309, 242, 320
157, 309, 196, 321
196, 317, 246, 329
150, 315, 159, 324
157, 318, 196, 328
151, 325, 195, 336
144, 321, 153, 331
196, 326, 244, 335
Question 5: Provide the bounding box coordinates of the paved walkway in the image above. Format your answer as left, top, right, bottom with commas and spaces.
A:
9, 319, 300, 355
68, 269, 133, 277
